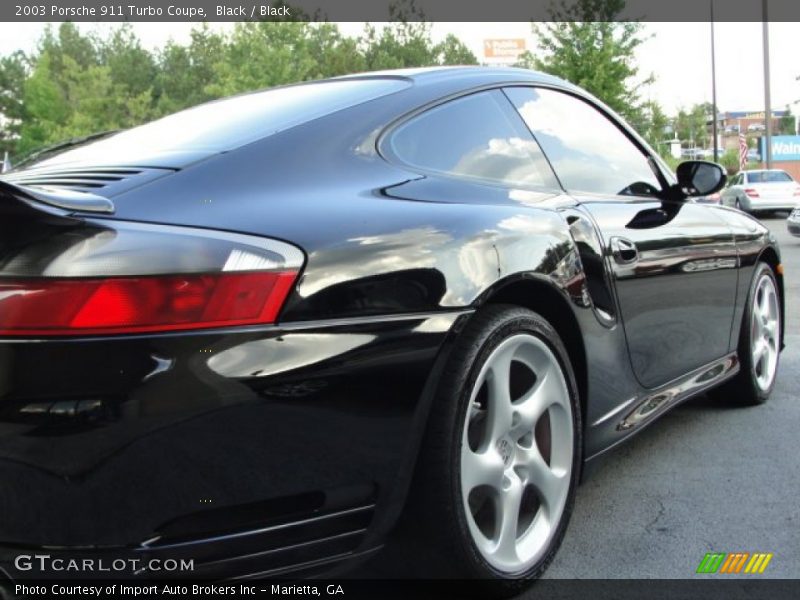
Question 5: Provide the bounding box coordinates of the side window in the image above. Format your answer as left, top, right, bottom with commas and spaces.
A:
385, 90, 559, 190
504, 87, 662, 197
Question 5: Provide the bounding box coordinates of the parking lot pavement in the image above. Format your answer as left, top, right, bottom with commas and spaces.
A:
542, 213, 800, 580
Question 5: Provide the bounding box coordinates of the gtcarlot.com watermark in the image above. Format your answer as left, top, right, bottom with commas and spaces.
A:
13, 554, 194, 574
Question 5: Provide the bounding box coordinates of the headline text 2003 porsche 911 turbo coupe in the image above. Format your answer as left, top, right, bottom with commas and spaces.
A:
0, 67, 785, 589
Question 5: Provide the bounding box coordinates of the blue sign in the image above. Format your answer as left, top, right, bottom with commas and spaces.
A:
761, 136, 800, 161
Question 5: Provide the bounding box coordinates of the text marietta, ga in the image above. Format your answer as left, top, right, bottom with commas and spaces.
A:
16, 584, 344, 596
34, 4, 291, 18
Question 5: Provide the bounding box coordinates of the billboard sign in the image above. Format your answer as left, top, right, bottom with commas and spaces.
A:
483, 38, 526, 60
760, 135, 800, 161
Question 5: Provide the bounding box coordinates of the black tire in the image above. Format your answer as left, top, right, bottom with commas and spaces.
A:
401, 304, 581, 593
711, 262, 781, 405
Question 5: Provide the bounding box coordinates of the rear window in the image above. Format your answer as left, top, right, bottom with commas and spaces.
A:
747, 171, 793, 183
43, 78, 410, 160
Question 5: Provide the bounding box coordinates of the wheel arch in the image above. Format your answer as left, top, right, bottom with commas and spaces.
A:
476, 276, 588, 431
757, 245, 785, 349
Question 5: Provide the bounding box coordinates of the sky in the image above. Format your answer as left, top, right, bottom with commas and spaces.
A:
1, 21, 798, 117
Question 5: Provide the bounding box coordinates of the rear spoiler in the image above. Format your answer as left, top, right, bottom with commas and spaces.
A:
0, 178, 114, 214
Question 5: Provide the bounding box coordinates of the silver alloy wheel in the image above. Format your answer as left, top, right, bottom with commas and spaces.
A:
460, 333, 573, 573
751, 272, 780, 391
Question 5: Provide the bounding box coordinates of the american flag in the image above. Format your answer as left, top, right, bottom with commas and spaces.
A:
738, 133, 748, 171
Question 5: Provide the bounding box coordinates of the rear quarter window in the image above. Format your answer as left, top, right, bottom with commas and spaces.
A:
384, 90, 559, 191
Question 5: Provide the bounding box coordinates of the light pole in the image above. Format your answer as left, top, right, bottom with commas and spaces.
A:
711, 0, 719, 162
763, 0, 773, 168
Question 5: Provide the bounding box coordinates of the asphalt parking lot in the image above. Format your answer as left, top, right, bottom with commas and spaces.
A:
542, 213, 800, 580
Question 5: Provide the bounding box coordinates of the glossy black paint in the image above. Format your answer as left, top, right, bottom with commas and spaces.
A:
0, 67, 784, 579
578, 197, 739, 388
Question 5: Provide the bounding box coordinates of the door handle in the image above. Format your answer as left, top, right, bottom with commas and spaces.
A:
610, 237, 639, 265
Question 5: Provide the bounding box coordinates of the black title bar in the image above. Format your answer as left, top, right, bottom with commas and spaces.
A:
4, 0, 800, 22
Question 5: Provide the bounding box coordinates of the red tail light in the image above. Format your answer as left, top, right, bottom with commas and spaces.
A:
744, 188, 760, 198
793, 187, 800, 196
0, 221, 304, 337
0, 272, 297, 336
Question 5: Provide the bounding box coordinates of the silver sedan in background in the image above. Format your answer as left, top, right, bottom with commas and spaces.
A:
721, 169, 800, 213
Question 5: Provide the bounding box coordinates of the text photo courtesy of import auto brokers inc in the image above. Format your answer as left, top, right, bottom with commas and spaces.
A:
0, 1, 799, 599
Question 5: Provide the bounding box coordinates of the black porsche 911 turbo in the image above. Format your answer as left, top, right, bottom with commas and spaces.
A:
0, 67, 784, 588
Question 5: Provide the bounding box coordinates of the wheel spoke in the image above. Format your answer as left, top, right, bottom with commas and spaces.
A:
756, 286, 769, 318
752, 338, 767, 368
494, 474, 523, 563
764, 319, 778, 343
512, 368, 560, 436
486, 348, 514, 442
752, 315, 762, 339
520, 445, 563, 514
765, 288, 777, 320
461, 448, 504, 494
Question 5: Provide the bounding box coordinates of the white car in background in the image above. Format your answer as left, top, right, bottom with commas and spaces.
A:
720, 169, 800, 213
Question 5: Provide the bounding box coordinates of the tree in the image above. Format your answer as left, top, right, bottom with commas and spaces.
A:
207, 22, 326, 97
361, 0, 477, 69
99, 24, 157, 99
2, 14, 478, 161
640, 100, 670, 152
675, 103, 710, 148
17, 51, 69, 156
434, 33, 478, 65
37, 22, 98, 82
0, 50, 27, 156
518, 0, 653, 132
155, 24, 225, 114
779, 106, 796, 135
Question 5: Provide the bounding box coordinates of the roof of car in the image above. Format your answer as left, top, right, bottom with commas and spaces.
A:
339, 65, 575, 90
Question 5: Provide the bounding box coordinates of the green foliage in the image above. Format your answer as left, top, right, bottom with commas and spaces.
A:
718, 149, 741, 175
779, 106, 796, 135
154, 24, 224, 114
99, 24, 157, 98
674, 103, 711, 148
1, 10, 478, 162
519, 0, 654, 132
660, 153, 682, 173
18, 52, 68, 155
0, 50, 27, 155
640, 100, 670, 150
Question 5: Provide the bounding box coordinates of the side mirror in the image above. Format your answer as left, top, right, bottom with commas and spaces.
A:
675, 161, 727, 197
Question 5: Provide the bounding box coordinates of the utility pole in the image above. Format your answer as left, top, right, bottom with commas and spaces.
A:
711, 0, 719, 162
763, 0, 773, 168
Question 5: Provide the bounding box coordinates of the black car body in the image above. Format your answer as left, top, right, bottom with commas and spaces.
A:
0, 67, 784, 583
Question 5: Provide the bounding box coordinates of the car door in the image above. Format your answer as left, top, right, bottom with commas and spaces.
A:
504, 86, 739, 389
